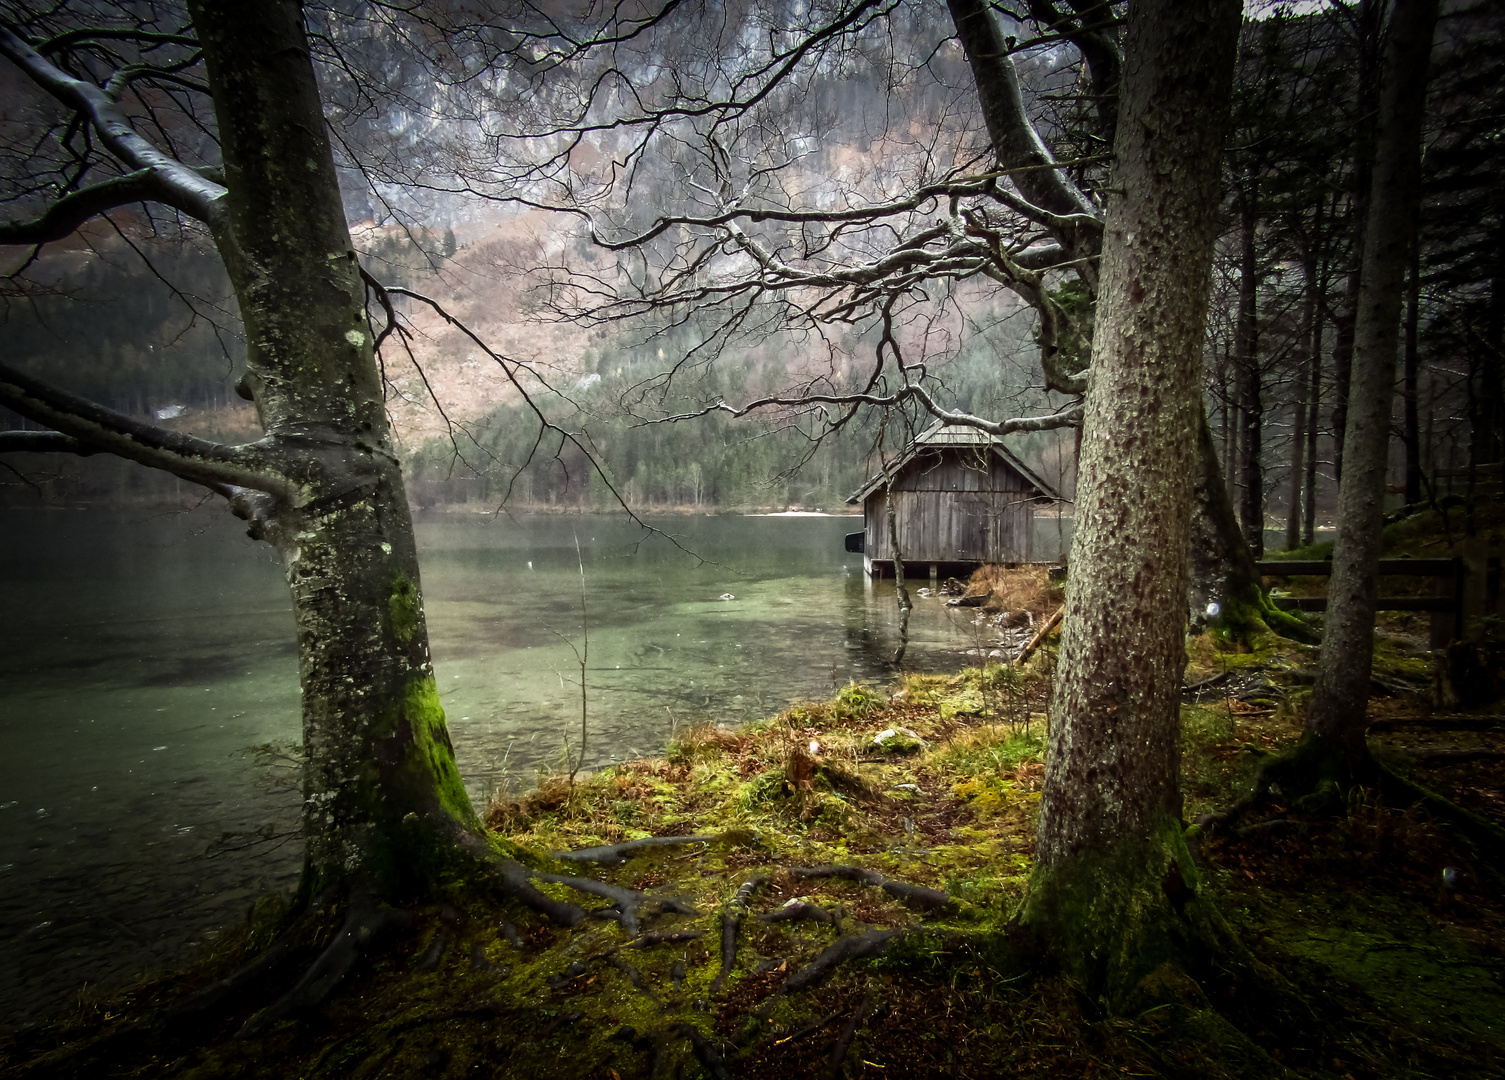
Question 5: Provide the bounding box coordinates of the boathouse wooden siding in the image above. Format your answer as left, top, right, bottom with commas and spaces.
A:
848, 425, 1062, 573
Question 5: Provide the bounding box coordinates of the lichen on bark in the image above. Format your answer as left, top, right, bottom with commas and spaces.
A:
1019, 0, 1243, 1009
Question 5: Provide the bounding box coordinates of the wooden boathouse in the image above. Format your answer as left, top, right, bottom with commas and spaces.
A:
845, 423, 1064, 578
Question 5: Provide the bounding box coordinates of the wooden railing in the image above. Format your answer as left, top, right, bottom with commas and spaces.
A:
1255, 558, 1465, 647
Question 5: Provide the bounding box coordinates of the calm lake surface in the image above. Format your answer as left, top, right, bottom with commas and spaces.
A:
0, 505, 1069, 1028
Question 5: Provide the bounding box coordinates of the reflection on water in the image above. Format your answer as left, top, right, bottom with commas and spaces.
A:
0, 505, 1068, 1029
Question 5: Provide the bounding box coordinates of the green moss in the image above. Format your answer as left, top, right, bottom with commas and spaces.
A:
1264, 538, 1335, 562
1254, 889, 1505, 1048
389, 571, 421, 646
1017, 816, 1229, 1009
402, 673, 482, 831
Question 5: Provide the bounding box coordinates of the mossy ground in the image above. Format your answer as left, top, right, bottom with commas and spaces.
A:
4, 641, 1504, 1078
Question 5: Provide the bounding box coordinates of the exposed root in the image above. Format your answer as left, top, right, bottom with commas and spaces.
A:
712, 874, 769, 993
826, 991, 876, 1079
790, 865, 951, 912
414, 928, 450, 971
238, 890, 411, 1037
552, 834, 716, 866
482, 848, 586, 927
1204, 735, 1505, 873
166, 937, 294, 1024
1376, 761, 1505, 870
532, 870, 694, 934
783, 929, 902, 994
608, 957, 661, 1004
759, 900, 836, 925
679, 1023, 733, 1080
1406, 747, 1505, 764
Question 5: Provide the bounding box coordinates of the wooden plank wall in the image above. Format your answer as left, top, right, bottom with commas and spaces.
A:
864, 449, 1039, 563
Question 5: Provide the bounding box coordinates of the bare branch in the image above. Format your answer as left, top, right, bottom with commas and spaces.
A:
0, 23, 226, 232
0, 360, 289, 497
0, 168, 160, 245
646, 385, 1083, 440
0, 429, 97, 455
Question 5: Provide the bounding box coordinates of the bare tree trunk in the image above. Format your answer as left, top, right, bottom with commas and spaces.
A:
1304, 0, 1439, 772
1286, 239, 1318, 550
1235, 188, 1265, 556
1287, 382, 1307, 549
1225, 397, 1240, 504
1019, 0, 1242, 1008
1190, 409, 1317, 642
885, 485, 911, 666
191, 0, 484, 897
1304, 203, 1329, 547
1478, 225, 1505, 467
1403, 240, 1422, 505
1330, 0, 1383, 488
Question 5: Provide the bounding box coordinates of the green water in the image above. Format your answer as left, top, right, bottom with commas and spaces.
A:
0, 505, 1049, 1028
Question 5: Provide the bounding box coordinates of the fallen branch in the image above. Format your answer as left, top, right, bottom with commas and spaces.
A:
1015, 605, 1064, 666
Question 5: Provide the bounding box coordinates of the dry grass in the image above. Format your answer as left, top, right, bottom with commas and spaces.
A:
964, 564, 1058, 621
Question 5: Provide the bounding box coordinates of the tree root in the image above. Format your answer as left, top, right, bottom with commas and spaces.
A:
825, 991, 875, 1079
783, 929, 902, 994
790, 865, 951, 912
167, 937, 295, 1024
1204, 736, 1505, 874
553, 834, 716, 866
479, 847, 587, 927
533, 870, 695, 934
415, 928, 450, 971
1368, 713, 1505, 732
239, 890, 412, 1037
1405, 747, 1505, 765
679, 1023, 733, 1080
712, 874, 769, 993
609, 957, 661, 1005
760, 900, 836, 925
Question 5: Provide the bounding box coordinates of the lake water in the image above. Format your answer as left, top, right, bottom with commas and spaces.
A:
0, 505, 1067, 1029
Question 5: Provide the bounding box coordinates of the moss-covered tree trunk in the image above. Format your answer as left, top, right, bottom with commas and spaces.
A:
190, 0, 482, 896
1019, 0, 1241, 1007
1301, 0, 1439, 777
1190, 407, 1318, 643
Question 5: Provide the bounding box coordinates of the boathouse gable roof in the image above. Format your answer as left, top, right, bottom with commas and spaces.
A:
846, 423, 1065, 505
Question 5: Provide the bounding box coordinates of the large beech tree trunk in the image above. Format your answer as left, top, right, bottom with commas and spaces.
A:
0, 1, 492, 904
1303, 0, 1439, 771
191, 0, 482, 895
1019, 0, 1241, 1007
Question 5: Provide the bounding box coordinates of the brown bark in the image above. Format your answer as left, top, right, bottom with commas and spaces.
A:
1235, 187, 1265, 557
1306, 0, 1439, 765
1331, 0, 1385, 488
1020, 0, 1241, 1005
1403, 241, 1422, 505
